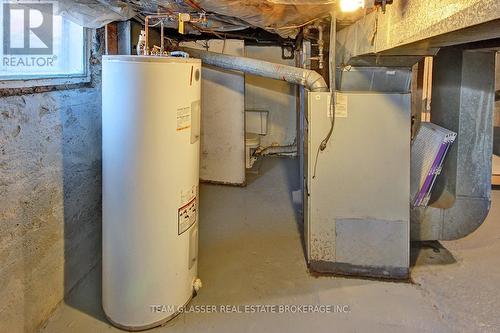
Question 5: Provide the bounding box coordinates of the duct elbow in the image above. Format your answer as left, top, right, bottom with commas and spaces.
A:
307, 73, 329, 92
411, 196, 491, 241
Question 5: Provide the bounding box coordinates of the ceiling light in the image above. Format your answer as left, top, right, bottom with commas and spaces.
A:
339, 0, 365, 12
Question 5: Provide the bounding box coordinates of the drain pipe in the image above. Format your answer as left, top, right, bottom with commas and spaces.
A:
181, 47, 329, 92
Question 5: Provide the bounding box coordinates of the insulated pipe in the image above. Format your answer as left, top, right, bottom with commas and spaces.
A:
181, 47, 329, 92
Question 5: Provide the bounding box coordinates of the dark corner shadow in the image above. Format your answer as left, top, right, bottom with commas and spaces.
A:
280, 156, 307, 262
493, 127, 499, 156
65, 262, 106, 323
244, 157, 272, 187
61, 97, 107, 324
410, 241, 457, 268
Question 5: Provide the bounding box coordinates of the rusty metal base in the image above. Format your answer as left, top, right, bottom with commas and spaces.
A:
309, 260, 409, 280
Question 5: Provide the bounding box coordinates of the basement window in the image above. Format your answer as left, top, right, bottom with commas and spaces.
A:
0, 4, 88, 88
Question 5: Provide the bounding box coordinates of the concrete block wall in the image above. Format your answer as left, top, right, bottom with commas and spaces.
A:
0, 31, 103, 332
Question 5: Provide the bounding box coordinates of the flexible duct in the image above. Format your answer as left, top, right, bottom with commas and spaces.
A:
181, 47, 329, 92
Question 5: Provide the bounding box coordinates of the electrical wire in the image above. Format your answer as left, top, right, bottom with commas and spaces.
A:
221, 35, 227, 54
320, 93, 335, 151
312, 16, 336, 179
273, 14, 331, 31
312, 91, 335, 179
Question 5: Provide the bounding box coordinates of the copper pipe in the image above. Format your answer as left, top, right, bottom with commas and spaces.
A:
144, 15, 173, 56
184, 0, 204, 11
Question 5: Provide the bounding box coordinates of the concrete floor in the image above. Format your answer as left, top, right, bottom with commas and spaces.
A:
40, 157, 500, 333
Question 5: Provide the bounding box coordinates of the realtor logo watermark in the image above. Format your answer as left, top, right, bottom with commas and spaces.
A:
2, 1, 55, 67
150, 304, 351, 314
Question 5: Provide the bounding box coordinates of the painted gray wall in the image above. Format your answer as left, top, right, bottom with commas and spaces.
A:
180, 40, 246, 185
245, 46, 297, 149
0, 32, 103, 332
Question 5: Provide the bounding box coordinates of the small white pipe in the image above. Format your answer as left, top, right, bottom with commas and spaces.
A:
160, 20, 164, 54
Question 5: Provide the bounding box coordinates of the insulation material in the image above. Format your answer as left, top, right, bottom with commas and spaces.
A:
196, 0, 334, 37
268, 0, 334, 3
58, 0, 334, 38
126, 0, 252, 32
56, 0, 136, 28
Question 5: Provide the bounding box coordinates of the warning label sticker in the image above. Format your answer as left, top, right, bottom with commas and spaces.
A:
176, 106, 191, 131
327, 93, 348, 118
178, 197, 197, 235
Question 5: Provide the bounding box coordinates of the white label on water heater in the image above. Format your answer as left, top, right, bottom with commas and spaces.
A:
190, 100, 201, 144
178, 197, 197, 235
176, 106, 191, 131
178, 185, 198, 235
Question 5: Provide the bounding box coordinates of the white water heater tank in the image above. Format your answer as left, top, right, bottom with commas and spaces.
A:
102, 56, 202, 330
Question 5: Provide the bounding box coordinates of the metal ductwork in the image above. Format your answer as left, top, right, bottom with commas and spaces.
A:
181, 47, 329, 92
411, 48, 495, 241
319, 46, 494, 242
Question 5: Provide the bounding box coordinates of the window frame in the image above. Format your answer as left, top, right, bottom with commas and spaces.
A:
0, 27, 91, 89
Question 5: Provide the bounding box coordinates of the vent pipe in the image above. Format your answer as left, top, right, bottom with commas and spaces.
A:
181, 47, 329, 92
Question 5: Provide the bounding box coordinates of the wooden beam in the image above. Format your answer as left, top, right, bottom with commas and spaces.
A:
105, 23, 118, 55
337, 0, 500, 63
411, 59, 424, 140
493, 155, 500, 186
493, 174, 500, 186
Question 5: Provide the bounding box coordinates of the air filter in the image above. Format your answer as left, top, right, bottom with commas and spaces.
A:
411, 123, 457, 207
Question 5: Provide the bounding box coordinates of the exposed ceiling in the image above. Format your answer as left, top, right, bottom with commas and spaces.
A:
58, 0, 339, 38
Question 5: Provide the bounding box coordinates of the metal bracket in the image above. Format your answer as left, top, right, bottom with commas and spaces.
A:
281, 44, 295, 60
374, 0, 393, 13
